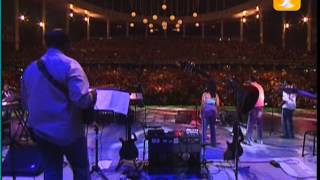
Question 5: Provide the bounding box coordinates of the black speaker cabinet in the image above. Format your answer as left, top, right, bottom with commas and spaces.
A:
147, 132, 201, 174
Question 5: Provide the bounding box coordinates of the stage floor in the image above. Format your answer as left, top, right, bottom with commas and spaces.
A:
2, 115, 317, 180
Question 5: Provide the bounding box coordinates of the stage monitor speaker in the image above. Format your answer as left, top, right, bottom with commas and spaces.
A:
147, 130, 201, 174
2, 144, 44, 177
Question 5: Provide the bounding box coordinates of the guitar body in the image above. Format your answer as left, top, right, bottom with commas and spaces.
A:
223, 140, 243, 160
223, 115, 245, 161
119, 133, 138, 160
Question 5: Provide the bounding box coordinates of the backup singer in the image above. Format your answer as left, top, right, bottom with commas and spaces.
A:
200, 79, 220, 147
244, 76, 265, 145
21, 29, 96, 180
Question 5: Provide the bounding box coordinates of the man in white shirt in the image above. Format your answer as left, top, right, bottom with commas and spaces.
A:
21, 29, 96, 180
281, 80, 296, 139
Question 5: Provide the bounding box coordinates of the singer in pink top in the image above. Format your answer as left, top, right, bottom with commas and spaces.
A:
244, 75, 265, 145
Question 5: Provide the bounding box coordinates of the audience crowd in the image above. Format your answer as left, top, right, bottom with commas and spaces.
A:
4, 38, 316, 66
2, 38, 316, 109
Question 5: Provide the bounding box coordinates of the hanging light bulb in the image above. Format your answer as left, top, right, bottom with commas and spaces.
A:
130, 23, 135, 27
256, 14, 259, 19
143, 18, 148, 24
242, 10, 247, 16
175, 24, 180, 28
170, 15, 175, 21
69, 12, 74, 18
84, 17, 89, 22
150, 29, 154, 33
241, 17, 247, 23
19, 15, 26, 21
284, 23, 290, 29
152, 14, 158, 20
192, 12, 198, 18
162, 4, 167, 10
39, 21, 45, 28
176, 28, 180, 32
149, 23, 154, 28
161, 21, 167, 27
131, 11, 136, 17
69, 4, 73, 9
195, 22, 199, 27
302, 17, 309, 23
177, 19, 183, 25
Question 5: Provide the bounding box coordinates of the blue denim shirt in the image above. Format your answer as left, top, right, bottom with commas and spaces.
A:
21, 48, 94, 146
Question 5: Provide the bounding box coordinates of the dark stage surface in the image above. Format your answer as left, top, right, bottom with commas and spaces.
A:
2, 108, 317, 180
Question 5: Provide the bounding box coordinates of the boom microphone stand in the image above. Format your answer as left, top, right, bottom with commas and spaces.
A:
228, 79, 249, 180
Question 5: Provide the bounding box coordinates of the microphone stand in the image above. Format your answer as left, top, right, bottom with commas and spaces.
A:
89, 114, 109, 180
269, 93, 275, 136
228, 79, 246, 180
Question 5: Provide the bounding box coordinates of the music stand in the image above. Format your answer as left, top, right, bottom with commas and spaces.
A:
130, 92, 149, 162
129, 92, 144, 124
90, 89, 130, 180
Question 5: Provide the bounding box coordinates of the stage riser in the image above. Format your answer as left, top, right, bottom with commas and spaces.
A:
135, 108, 316, 135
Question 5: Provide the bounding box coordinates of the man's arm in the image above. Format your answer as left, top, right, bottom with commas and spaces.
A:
67, 61, 96, 109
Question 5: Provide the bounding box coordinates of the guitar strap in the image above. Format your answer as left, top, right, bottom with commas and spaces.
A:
36, 59, 69, 100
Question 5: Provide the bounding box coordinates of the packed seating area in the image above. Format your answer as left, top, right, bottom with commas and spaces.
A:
3, 63, 316, 109
69, 38, 315, 65
3, 39, 316, 108
4, 38, 316, 66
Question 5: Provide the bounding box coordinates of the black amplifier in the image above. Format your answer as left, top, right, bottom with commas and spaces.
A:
147, 128, 201, 174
